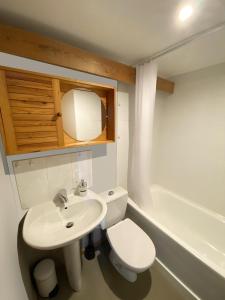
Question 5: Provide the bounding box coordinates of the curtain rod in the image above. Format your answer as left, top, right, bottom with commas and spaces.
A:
135, 21, 225, 65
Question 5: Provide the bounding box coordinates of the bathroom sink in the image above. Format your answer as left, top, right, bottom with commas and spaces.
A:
23, 191, 107, 250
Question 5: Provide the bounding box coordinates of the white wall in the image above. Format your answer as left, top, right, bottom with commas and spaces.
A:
152, 63, 225, 216
151, 91, 167, 181
0, 152, 28, 300
117, 83, 130, 189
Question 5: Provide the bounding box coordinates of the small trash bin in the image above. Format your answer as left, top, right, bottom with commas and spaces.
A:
33, 259, 58, 298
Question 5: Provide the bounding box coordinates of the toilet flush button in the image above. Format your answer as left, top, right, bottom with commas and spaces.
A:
108, 190, 114, 196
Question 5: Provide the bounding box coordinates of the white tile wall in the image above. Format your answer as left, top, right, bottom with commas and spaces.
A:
13, 158, 49, 209
46, 153, 74, 201
71, 151, 93, 188
13, 151, 93, 209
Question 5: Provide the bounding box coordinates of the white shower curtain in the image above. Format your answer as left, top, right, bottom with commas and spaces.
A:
128, 61, 158, 209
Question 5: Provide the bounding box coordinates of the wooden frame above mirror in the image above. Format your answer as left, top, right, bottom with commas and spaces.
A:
0, 66, 115, 155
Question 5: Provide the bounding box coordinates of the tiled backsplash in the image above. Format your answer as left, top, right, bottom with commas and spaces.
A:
13, 151, 92, 209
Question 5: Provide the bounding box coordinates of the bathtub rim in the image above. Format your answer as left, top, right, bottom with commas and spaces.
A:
127, 189, 225, 280
151, 184, 225, 222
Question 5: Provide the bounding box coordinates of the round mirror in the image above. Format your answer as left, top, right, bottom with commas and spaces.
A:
61, 89, 106, 141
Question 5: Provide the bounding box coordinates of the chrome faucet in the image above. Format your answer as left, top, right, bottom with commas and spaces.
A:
57, 189, 68, 209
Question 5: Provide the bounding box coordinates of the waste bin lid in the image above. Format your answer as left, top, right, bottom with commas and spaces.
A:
34, 259, 55, 281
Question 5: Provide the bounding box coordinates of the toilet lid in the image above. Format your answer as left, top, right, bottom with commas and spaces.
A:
107, 218, 156, 272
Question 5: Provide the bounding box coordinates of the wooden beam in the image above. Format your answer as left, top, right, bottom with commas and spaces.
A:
157, 76, 175, 94
0, 23, 135, 84
0, 23, 174, 93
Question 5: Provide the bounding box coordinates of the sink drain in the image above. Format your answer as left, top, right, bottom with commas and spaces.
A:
66, 222, 74, 228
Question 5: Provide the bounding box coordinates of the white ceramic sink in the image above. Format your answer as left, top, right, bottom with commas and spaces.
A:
23, 190, 107, 291
23, 191, 107, 250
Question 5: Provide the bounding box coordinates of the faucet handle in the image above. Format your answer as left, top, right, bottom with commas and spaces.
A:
54, 189, 68, 209
57, 189, 68, 202
58, 188, 67, 196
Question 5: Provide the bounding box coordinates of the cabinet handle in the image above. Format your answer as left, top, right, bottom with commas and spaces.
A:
52, 112, 62, 121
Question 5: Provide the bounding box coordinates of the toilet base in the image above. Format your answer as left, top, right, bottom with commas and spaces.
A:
109, 250, 137, 282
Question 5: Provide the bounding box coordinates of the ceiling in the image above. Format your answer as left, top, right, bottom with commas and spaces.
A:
156, 26, 225, 78
0, 0, 225, 77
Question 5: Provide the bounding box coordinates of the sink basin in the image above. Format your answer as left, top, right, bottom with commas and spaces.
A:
23, 191, 107, 250
23, 190, 107, 291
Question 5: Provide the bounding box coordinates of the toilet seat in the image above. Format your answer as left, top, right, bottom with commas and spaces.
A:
107, 218, 156, 272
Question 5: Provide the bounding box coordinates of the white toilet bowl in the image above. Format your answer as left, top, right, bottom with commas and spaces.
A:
100, 187, 156, 282
106, 218, 156, 282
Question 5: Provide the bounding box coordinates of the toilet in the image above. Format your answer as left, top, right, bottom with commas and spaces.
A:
100, 187, 156, 282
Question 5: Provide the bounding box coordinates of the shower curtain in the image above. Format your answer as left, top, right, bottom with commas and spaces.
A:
128, 61, 158, 209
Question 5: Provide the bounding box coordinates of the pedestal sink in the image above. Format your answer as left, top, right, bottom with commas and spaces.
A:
23, 190, 107, 291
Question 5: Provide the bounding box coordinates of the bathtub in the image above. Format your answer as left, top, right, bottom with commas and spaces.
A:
127, 185, 225, 300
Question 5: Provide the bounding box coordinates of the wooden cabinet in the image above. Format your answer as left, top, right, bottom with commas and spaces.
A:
0, 67, 115, 155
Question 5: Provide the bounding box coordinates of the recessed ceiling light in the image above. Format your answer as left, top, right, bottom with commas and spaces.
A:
179, 5, 193, 21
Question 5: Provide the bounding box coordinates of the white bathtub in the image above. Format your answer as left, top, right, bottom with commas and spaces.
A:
127, 185, 225, 300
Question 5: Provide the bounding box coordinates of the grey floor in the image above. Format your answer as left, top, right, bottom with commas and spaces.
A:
38, 244, 194, 300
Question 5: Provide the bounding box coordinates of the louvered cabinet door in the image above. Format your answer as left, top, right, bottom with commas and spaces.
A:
0, 69, 64, 154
